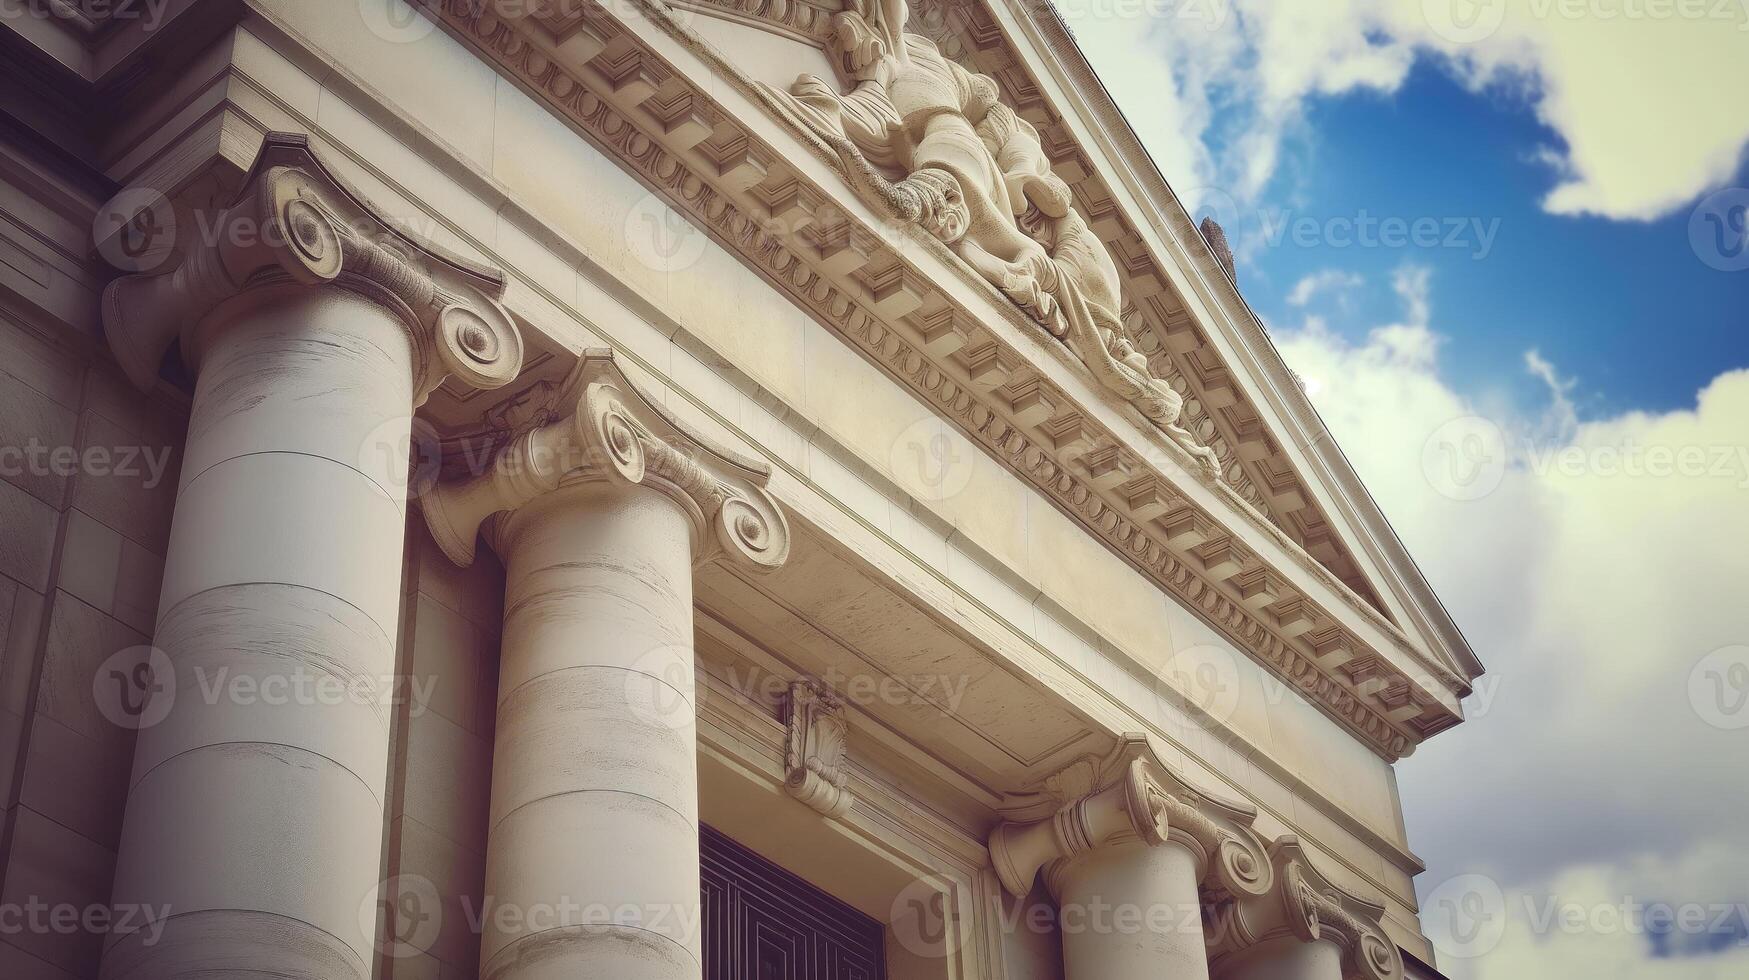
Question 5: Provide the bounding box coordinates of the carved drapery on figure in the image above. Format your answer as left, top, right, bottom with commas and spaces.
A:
766, 0, 1221, 475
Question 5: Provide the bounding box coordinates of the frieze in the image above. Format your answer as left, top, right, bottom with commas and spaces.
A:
418, 0, 1462, 758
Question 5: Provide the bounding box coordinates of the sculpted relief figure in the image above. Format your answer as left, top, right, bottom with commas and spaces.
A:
767, 0, 1221, 475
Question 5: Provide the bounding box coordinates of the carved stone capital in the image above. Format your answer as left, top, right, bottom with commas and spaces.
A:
783, 679, 854, 819
987, 734, 1271, 901
101, 133, 523, 403
1208, 837, 1404, 980
421, 348, 791, 573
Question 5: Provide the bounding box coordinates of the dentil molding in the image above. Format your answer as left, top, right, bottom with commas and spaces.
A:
411, 0, 1464, 758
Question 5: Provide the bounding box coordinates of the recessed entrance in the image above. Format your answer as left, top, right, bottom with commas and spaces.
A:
701, 823, 887, 979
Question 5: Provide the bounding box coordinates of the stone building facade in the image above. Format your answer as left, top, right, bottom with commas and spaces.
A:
0, 1, 1484, 978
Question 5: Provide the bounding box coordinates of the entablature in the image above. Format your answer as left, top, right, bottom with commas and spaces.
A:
405, 0, 1469, 759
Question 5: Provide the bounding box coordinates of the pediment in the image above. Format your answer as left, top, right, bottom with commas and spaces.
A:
417, 0, 1479, 757
656, 0, 1475, 682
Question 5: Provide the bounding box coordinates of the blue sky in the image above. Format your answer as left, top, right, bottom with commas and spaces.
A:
1068, 3, 1749, 977
1222, 59, 1749, 417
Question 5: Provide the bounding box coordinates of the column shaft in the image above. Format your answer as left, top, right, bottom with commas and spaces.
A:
103, 288, 417, 978
481, 482, 703, 980
1056, 837, 1211, 980
1220, 936, 1345, 980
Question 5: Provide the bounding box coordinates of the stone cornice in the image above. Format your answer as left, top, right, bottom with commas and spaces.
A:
978, 0, 1483, 686
413, 0, 1463, 757
99, 132, 524, 401
988, 734, 1272, 903
672, 0, 1422, 651
1208, 837, 1404, 980
421, 347, 792, 574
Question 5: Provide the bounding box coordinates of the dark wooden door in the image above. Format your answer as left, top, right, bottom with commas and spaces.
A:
701, 823, 886, 980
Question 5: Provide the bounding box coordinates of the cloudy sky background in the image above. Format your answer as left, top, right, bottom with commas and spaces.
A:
1061, 1, 1749, 976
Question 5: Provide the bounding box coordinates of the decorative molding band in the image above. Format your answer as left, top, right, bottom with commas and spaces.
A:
421, 347, 792, 573
1208, 837, 1405, 980
782, 678, 855, 818
416, 0, 1460, 757
979, 0, 1482, 685
100, 132, 523, 402
988, 735, 1272, 903
669, 0, 840, 45
669, 0, 1402, 621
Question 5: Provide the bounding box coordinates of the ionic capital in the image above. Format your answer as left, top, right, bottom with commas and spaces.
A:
422, 348, 791, 574
1208, 837, 1403, 980
988, 734, 1272, 901
101, 132, 523, 403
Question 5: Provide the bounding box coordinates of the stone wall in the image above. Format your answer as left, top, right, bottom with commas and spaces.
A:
0, 312, 183, 978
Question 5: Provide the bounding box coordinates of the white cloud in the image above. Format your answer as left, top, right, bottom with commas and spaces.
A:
1287, 269, 1367, 306
1427, 859, 1749, 980
1271, 268, 1749, 977
1067, 0, 1749, 221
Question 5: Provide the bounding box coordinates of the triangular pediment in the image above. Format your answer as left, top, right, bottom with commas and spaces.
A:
902, 0, 1483, 683
423, 0, 1480, 756
654, 0, 1477, 685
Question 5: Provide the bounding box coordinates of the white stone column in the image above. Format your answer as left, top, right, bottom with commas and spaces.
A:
1219, 935, 1345, 980
988, 736, 1274, 980
1207, 836, 1404, 980
419, 350, 790, 980
97, 135, 523, 979
1052, 835, 1210, 980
